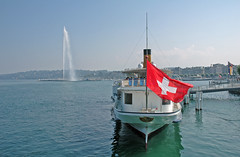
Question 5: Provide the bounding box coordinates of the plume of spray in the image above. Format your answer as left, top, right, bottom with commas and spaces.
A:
63, 26, 77, 81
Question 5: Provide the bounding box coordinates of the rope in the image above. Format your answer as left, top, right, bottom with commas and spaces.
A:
121, 29, 145, 70
149, 29, 172, 68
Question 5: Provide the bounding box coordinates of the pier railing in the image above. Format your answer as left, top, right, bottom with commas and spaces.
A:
190, 82, 240, 94
121, 79, 240, 94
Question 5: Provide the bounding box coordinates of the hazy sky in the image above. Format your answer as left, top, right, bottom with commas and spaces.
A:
1, 0, 240, 74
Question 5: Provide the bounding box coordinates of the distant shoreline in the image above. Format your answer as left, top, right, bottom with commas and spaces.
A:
0, 67, 238, 80
0, 70, 125, 80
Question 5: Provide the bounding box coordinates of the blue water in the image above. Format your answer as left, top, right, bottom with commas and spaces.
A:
0, 80, 239, 156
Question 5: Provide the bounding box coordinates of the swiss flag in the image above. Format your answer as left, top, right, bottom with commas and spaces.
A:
146, 60, 193, 103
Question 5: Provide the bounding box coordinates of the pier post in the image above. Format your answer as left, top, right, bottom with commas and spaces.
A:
196, 91, 203, 110
184, 90, 190, 104
190, 94, 194, 100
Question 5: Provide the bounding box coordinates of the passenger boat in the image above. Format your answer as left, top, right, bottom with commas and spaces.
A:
111, 14, 193, 149
111, 52, 184, 148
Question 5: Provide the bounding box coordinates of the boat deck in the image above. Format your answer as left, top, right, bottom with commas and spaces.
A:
121, 78, 146, 87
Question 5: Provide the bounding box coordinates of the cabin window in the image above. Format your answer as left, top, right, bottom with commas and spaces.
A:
162, 99, 170, 105
125, 93, 132, 104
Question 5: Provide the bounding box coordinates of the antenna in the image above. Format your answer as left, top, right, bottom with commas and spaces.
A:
146, 12, 148, 49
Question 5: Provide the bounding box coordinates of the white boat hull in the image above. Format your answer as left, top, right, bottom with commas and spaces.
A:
113, 107, 181, 134
113, 107, 182, 148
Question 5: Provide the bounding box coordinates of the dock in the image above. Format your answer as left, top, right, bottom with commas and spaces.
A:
185, 82, 240, 110
189, 82, 240, 94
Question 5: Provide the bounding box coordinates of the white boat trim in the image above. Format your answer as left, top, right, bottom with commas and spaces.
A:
115, 108, 181, 116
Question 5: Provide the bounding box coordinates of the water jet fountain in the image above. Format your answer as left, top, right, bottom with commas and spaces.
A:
63, 26, 77, 81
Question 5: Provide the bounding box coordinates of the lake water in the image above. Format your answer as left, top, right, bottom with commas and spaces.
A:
0, 80, 239, 156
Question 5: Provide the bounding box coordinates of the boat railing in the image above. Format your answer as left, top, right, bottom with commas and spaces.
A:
122, 78, 146, 87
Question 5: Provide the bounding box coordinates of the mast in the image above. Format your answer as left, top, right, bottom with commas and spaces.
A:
146, 12, 148, 49
145, 13, 148, 110
143, 13, 151, 68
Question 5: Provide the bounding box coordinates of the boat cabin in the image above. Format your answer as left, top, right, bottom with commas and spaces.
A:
113, 68, 180, 114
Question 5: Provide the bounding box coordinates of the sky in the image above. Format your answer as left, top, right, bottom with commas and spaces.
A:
1, 0, 240, 74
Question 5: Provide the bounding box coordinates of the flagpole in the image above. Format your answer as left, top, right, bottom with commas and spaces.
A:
146, 57, 148, 111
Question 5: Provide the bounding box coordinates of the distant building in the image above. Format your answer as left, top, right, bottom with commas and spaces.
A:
168, 63, 236, 78
212, 64, 227, 74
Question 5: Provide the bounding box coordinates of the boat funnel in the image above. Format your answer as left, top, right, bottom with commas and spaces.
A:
143, 49, 151, 68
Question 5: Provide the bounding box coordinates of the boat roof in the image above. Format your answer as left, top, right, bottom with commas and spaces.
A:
122, 67, 172, 75
118, 86, 151, 91
122, 68, 146, 74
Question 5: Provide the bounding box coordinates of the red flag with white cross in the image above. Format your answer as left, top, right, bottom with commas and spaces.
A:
146, 60, 193, 103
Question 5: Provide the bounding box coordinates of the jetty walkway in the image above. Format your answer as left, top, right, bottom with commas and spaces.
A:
189, 82, 240, 94
185, 82, 240, 110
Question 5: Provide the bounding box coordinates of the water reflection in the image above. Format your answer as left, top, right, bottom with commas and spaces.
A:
111, 120, 184, 157
195, 110, 203, 126
111, 120, 122, 156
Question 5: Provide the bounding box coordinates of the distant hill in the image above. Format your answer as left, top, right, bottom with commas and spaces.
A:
1, 63, 238, 80
0, 70, 125, 80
